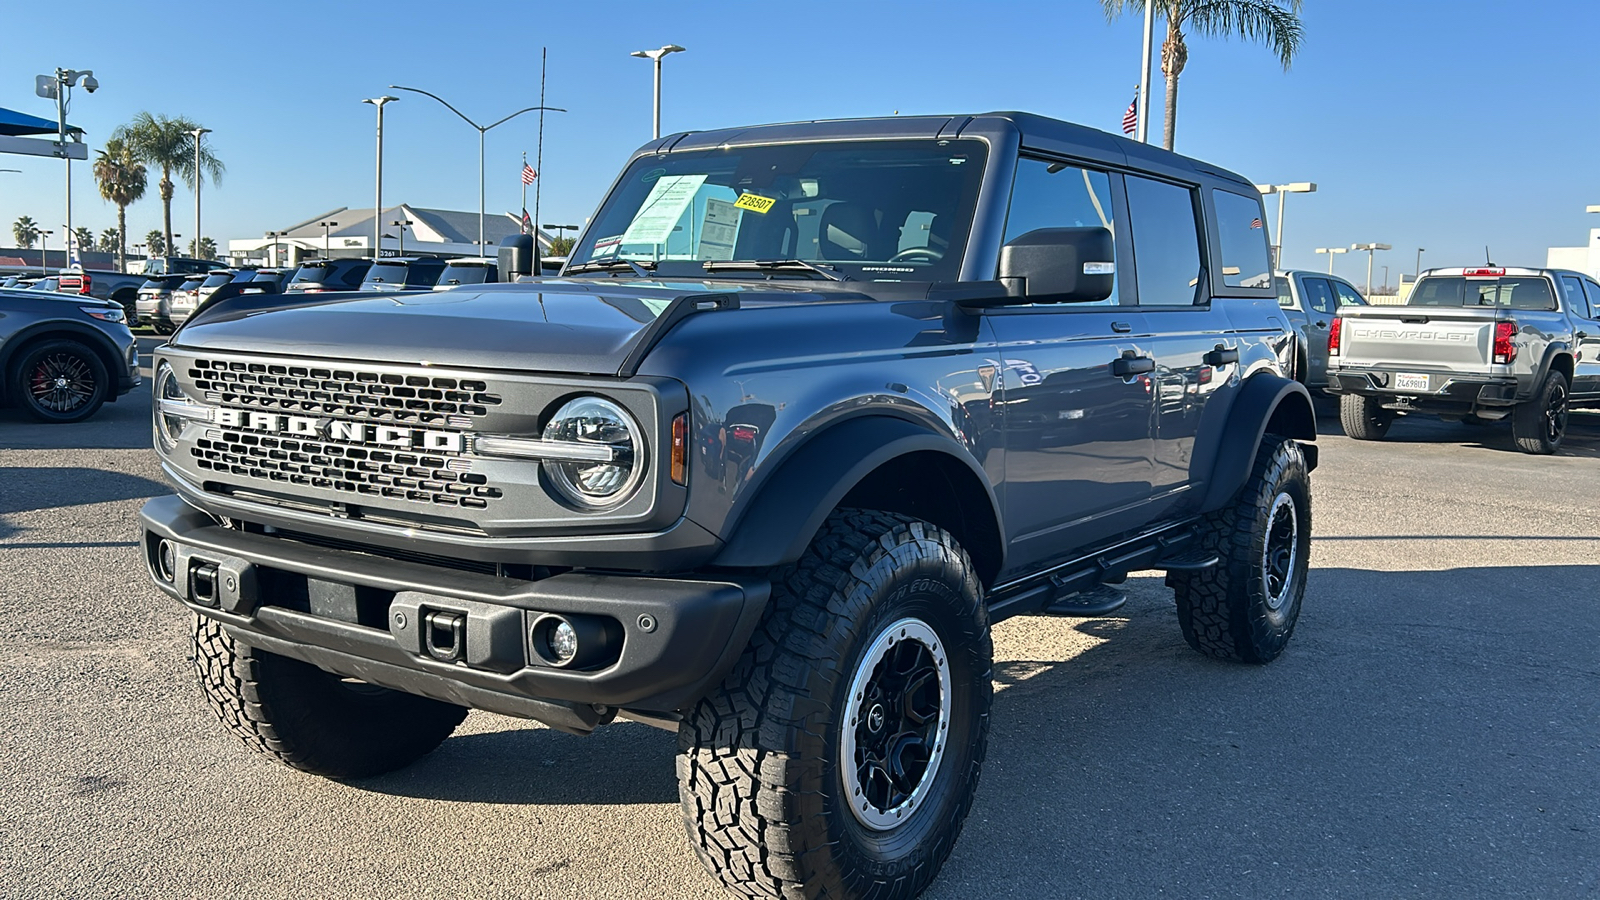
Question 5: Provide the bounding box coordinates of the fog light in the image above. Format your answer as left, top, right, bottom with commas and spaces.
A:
548, 620, 578, 664
157, 540, 176, 583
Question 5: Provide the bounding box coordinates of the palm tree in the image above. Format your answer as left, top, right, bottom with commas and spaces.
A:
145, 229, 166, 257
99, 228, 120, 254
93, 137, 147, 273
113, 112, 223, 259
1102, 0, 1303, 150
13, 215, 40, 250
72, 227, 95, 260
188, 236, 218, 260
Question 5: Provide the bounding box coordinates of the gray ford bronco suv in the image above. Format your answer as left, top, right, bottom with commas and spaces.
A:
141, 112, 1317, 900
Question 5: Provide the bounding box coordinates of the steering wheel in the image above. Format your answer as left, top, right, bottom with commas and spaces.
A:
888, 246, 944, 263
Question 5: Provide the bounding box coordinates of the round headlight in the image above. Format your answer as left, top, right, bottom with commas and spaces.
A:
154, 362, 188, 451
540, 397, 644, 508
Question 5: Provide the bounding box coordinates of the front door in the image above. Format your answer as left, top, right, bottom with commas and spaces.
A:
1298, 275, 1340, 386
1564, 276, 1600, 397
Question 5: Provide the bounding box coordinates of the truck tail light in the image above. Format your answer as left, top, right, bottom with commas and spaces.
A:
1328, 317, 1342, 356
60, 273, 91, 294
670, 413, 688, 485
1493, 320, 1517, 365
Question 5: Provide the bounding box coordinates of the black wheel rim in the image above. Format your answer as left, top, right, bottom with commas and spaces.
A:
1262, 492, 1299, 612
28, 351, 96, 413
841, 617, 951, 831
1545, 385, 1567, 444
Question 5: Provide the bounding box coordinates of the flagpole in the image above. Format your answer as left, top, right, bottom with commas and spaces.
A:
521, 151, 529, 236
535, 46, 547, 257
1137, 0, 1154, 143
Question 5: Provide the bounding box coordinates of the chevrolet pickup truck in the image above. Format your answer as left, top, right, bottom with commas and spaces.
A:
141, 112, 1317, 900
1326, 266, 1600, 453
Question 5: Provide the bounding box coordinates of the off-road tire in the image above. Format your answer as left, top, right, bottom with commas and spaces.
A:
9, 338, 109, 423
192, 615, 468, 779
677, 510, 992, 900
1339, 392, 1394, 441
1511, 370, 1568, 455
1171, 435, 1311, 664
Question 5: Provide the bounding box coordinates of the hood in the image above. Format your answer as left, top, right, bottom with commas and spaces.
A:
171, 278, 861, 376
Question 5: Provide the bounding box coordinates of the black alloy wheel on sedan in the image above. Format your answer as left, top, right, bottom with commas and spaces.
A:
10, 339, 109, 423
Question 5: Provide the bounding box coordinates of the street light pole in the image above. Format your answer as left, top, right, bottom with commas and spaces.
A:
39, 230, 52, 273
1137, 3, 1153, 143
320, 221, 338, 258
1253, 182, 1317, 269
1315, 246, 1348, 274
38, 68, 98, 267
1415, 247, 1425, 279
629, 45, 686, 139
191, 127, 211, 260
1352, 242, 1392, 296
391, 219, 413, 257
389, 85, 565, 250
362, 96, 398, 259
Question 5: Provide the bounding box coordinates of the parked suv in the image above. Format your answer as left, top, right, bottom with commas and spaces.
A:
283, 258, 371, 293
1, 287, 140, 422
141, 112, 1316, 900
359, 257, 448, 292
432, 256, 498, 290
1275, 269, 1368, 388
1327, 266, 1600, 453
136, 275, 190, 334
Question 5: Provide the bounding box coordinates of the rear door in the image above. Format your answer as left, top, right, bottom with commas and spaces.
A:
1297, 275, 1339, 385
988, 157, 1154, 571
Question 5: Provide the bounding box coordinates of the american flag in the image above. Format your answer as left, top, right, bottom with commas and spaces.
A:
1250, 217, 1263, 229
1121, 89, 1138, 136
521, 163, 537, 185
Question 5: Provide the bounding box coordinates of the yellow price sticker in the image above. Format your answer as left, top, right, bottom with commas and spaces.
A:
733, 193, 776, 214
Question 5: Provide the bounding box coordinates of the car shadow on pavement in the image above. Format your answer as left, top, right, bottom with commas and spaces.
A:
927, 565, 1599, 899
354, 719, 681, 806
0, 466, 168, 540
1315, 397, 1600, 458
0, 386, 154, 450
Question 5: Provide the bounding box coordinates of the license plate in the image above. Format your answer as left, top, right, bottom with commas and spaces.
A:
1394, 373, 1430, 392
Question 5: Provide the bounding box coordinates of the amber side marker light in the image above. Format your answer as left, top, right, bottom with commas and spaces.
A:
670, 413, 688, 485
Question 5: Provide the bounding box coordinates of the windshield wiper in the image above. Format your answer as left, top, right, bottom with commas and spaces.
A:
703, 259, 848, 282
565, 257, 656, 277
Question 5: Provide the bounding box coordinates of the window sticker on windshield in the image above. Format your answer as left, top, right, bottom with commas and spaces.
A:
592, 234, 623, 256
733, 193, 776, 215
621, 174, 709, 245
700, 198, 741, 260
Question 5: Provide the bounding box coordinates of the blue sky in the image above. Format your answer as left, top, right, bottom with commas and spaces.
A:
0, 0, 1595, 283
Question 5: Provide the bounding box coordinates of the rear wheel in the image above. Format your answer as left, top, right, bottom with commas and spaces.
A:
1339, 392, 1394, 441
192, 615, 468, 779
9, 339, 108, 423
1512, 370, 1568, 455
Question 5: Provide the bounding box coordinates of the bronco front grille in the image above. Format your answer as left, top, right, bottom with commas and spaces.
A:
191, 430, 503, 509
188, 358, 503, 428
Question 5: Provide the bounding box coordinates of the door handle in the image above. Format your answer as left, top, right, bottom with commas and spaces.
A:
1205, 345, 1240, 366
1314, 321, 1327, 328
1110, 321, 1132, 333
1112, 355, 1155, 377
1578, 331, 1591, 339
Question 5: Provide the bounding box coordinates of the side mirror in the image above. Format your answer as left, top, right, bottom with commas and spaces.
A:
995, 227, 1115, 304
498, 234, 535, 280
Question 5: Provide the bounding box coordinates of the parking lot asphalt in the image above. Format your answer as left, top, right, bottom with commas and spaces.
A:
2, 335, 1596, 899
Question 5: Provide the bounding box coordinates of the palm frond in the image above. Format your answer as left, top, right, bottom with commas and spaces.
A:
1183, 0, 1305, 69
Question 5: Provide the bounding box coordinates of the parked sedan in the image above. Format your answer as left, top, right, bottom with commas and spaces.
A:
1276, 270, 1368, 389
0, 288, 140, 422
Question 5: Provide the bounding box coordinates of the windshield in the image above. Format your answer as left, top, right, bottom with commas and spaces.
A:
437, 262, 495, 286
570, 139, 987, 282
1408, 276, 1556, 311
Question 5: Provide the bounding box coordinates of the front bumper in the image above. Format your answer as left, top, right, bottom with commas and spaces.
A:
140, 495, 769, 734
1325, 369, 1523, 409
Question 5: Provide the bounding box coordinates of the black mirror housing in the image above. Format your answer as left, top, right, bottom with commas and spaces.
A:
994, 227, 1115, 304
498, 234, 536, 280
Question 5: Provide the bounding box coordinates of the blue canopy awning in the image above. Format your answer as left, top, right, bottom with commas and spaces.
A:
0, 106, 82, 138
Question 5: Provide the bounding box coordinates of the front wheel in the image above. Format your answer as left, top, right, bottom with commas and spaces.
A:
1339, 392, 1394, 441
9, 339, 109, 423
1171, 436, 1312, 664
1511, 371, 1568, 454
677, 510, 992, 900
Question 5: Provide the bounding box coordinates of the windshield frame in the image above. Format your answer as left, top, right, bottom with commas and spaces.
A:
565, 138, 991, 284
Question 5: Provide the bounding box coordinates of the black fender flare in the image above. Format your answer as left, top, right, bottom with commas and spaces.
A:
0, 320, 126, 397
1533, 344, 1574, 393
710, 415, 1002, 571
1199, 374, 1318, 512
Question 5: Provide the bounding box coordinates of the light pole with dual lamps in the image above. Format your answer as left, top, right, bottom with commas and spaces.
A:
1352, 242, 1391, 296
630, 45, 686, 139
265, 231, 288, 267
1253, 182, 1317, 269
1315, 246, 1347, 274
362, 96, 398, 259
390, 219, 413, 257
319, 221, 338, 258
388, 85, 565, 250
38, 230, 53, 273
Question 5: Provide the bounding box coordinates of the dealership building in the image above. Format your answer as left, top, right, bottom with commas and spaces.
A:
1546, 217, 1600, 279
226, 205, 554, 267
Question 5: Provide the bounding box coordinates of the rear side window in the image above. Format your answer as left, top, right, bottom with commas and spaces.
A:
1301, 277, 1337, 316
1211, 189, 1272, 288
1331, 280, 1366, 307
1559, 276, 1590, 318
1275, 276, 1293, 307
1002, 158, 1119, 305
1583, 279, 1600, 319
1126, 176, 1203, 306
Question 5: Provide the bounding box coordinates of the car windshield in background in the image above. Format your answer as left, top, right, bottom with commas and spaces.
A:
570, 140, 988, 282
1408, 276, 1556, 311
364, 263, 409, 284
437, 263, 493, 286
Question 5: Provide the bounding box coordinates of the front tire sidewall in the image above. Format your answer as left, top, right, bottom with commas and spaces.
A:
11, 340, 108, 423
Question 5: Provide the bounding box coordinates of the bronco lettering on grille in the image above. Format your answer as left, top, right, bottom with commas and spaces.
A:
214, 408, 465, 452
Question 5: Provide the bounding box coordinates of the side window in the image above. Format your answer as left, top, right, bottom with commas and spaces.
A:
1331, 280, 1366, 308
1211, 189, 1273, 288
1002, 158, 1118, 305
1125, 175, 1204, 306
1560, 276, 1590, 318
1301, 277, 1337, 316
1583, 279, 1600, 319
1275, 276, 1294, 308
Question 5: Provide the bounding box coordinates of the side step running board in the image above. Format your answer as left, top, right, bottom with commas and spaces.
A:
1041, 585, 1127, 617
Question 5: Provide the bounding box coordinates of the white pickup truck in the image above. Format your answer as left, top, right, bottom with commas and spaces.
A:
1325, 266, 1600, 454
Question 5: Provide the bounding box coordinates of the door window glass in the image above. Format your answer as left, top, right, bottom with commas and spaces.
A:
1211, 189, 1273, 288
1301, 278, 1337, 316
1275, 276, 1293, 307
1331, 280, 1367, 307
1560, 276, 1590, 318
1583, 279, 1600, 319
1126, 176, 1204, 306
1001, 158, 1117, 304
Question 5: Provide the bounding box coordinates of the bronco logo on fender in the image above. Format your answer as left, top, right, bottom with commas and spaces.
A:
214, 408, 465, 452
